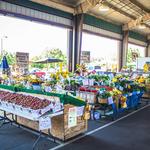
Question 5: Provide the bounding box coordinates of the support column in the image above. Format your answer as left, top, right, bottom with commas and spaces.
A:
72, 14, 84, 71
146, 35, 150, 57
118, 41, 122, 71
120, 30, 129, 70
67, 30, 73, 72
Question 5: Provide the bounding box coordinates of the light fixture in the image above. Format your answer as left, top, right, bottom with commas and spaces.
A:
99, 4, 109, 12
138, 24, 146, 29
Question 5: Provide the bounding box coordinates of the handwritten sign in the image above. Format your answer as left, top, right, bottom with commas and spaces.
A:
16, 52, 29, 74
108, 97, 114, 105
39, 116, 51, 130
77, 106, 84, 117
68, 107, 77, 128
53, 103, 61, 113
81, 51, 90, 63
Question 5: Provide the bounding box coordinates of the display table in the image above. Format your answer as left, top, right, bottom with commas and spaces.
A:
0, 105, 63, 149
0, 86, 88, 148
16, 104, 88, 141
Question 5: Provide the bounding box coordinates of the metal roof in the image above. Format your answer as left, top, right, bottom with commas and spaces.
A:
31, 0, 150, 36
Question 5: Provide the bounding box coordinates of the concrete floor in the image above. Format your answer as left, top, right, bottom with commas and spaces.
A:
0, 100, 149, 150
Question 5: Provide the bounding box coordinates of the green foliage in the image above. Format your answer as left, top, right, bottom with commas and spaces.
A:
31, 48, 67, 69
44, 48, 67, 67
99, 91, 112, 99
88, 74, 110, 82
0, 50, 16, 65
31, 55, 44, 69
127, 48, 140, 64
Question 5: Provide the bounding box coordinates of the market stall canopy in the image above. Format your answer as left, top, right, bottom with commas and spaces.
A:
34, 58, 63, 63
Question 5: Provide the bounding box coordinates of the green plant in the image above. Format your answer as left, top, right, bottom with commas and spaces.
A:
99, 91, 112, 99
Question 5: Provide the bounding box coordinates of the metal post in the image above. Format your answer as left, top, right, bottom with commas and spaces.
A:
1, 38, 3, 56
121, 30, 129, 69
146, 37, 150, 57
1, 36, 8, 57
72, 14, 84, 71
67, 30, 73, 72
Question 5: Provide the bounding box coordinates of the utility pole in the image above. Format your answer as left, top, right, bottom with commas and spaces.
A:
1, 36, 8, 57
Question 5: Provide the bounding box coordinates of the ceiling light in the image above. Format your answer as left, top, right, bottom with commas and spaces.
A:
99, 5, 109, 12
138, 24, 146, 29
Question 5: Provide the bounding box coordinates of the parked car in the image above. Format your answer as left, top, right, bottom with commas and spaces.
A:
87, 65, 101, 73
30, 68, 45, 77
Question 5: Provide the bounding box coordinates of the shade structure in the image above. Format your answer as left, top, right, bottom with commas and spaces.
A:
34, 58, 63, 64
1, 55, 10, 75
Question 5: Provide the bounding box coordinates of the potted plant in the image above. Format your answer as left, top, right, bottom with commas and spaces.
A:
98, 90, 112, 104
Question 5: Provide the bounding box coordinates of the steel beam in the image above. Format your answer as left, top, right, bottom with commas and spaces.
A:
72, 14, 84, 71
121, 30, 129, 68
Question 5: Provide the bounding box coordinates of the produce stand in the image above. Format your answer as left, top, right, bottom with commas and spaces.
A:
0, 105, 62, 149
0, 86, 88, 149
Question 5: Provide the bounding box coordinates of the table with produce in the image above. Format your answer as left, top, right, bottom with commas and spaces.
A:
0, 65, 149, 142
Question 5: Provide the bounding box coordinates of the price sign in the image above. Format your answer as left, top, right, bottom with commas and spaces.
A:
39, 116, 51, 130
89, 79, 94, 86
108, 97, 114, 105
77, 106, 84, 117
119, 86, 124, 91
53, 103, 61, 113
68, 107, 77, 128
83, 79, 89, 86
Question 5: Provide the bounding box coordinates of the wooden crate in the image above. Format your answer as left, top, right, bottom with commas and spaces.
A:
16, 104, 88, 141
51, 104, 88, 141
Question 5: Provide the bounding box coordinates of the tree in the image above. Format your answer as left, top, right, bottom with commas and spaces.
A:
31, 55, 44, 69
44, 48, 67, 65
127, 48, 140, 64
43, 49, 67, 68
31, 49, 67, 69
0, 50, 16, 65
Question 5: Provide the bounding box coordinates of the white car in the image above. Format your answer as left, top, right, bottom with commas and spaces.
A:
88, 66, 101, 73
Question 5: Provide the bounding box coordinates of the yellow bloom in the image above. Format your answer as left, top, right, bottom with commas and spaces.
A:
128, 85, 131, 89
143, 64, 149, 72
112, 78, 117, 83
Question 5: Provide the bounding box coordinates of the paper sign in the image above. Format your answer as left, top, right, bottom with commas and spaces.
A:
108, 97, 114, 105
68, 107, 77, 128
89, 79, 94, 86
119, 86, 124, 91
39, 116, 51, 130
77, 106, 84, 117
83, 79, 89, 86
45, 86, 52, 92
53, 103, 61, 113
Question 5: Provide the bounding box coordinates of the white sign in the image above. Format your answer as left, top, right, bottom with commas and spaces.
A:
53, 103, 61, 113
108, 97, 114, 105
16, 52, 29, 73
39, 116, 51, 130
119, 86, 124, 91
68, 107, 77, 128
81, 51, 90, 63
89, 79, 94, 86
77, 106, 84, 117
83, 79, 89, 86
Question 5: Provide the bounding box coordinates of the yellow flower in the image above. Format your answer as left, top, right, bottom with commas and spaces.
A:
2, 74, 8, 80
128, 85, 131, 89
112, 78, 117, 83
143, 64, 149, 72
